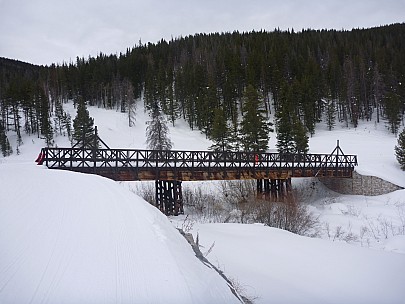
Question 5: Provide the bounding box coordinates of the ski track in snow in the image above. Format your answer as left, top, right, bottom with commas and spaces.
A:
0, 163, 241, 303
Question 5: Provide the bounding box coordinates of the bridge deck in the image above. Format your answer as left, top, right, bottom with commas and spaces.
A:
39, 147, 358, 181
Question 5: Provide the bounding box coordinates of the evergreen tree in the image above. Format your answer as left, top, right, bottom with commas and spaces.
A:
146, 101, 173, 150
292, 119, 309, 153
54, 97, 72, 138
277, 114, 309, 154
122, 78, 136, 127
239, 85, 272, 152
62, 112, 72, 139
0, 122, 13, 156
54, 99, 65, 135
38, 90, 54, 147
72, 96, 95, 148
166, 80, 180, 127
276, 83, 295, 154
209, 107, 233, 152
372, 63, 384, 123
228, 121, 241, 152
325, 98, 336, 131
276, 112, 295, 154
299, 74, 318, 136
2, 25, 405, 143
384, 91, 402, 135
395, 128, 405, 170
12, 104, 23, 149
41, 113, 54, 147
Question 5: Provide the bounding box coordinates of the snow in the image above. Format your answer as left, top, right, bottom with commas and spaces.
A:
0, 163, 240, 303
62, 102, 212, 151
191, 223, 405, 304
1, 101, 405, 303
308, 124, 405, 188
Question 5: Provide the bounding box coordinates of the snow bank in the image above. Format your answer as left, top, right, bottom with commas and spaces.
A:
192, 223, 405, 304
0, 163, 240, 304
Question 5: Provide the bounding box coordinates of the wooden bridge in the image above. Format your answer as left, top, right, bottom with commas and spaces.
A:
36, 129, 357, 215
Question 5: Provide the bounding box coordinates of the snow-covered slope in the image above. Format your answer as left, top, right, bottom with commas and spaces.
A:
0, 163, 240, 304
191, 223, 405, 304
1, 102, 405, 303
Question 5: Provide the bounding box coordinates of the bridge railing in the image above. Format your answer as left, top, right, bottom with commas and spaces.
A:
40, 147, 358, 172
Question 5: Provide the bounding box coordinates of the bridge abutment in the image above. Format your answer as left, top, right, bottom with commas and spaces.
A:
319, 171, 403, 196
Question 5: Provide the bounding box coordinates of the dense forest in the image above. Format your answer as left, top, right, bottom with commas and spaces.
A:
1, 23, 404, 155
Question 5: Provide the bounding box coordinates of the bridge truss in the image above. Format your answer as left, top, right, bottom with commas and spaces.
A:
37, 129, 357, 215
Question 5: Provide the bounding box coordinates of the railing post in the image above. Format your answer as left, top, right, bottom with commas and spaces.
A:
45, 148, 48, 167
335, 140, 339, 177
238, 152, 242, 178
93, 127, 98, 171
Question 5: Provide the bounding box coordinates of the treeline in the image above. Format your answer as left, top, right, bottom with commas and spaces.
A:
1, 24, 404, 155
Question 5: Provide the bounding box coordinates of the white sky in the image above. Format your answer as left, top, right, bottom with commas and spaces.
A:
0, 0, 404, 66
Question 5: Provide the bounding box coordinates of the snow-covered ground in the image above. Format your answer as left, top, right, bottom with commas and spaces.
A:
1, 101, 405, 303
191, 223, 405, 304
0, 164, 241, 304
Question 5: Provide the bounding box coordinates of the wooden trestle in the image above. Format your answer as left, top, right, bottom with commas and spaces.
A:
256, 178, 292, 200
37, 130, 357, 215
155, 180, 184, 215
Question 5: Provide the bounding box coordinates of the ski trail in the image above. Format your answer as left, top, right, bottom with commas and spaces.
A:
28, 195, 67, 304
1, 165, 241, 303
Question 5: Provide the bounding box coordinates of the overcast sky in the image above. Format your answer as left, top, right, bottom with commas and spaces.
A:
0, 0, 404, 66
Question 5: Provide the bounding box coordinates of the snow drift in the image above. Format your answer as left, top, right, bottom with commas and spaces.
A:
192, 223, 405, 304
0, 163, 240, 304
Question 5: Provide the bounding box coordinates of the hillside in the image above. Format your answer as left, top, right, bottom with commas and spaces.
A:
0, 162, 242, 303
1, 101, 405, 303
1, 24, 405, 159
1, 24, 405, 303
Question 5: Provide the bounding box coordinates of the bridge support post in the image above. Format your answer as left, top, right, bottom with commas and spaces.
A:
257, 179, 263, 193
264, 179, 270, 194
257, 178, 292, 201
155, 180, 184, 215
277, 179, 283, 197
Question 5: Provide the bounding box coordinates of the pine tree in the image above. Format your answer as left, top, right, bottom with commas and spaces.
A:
2, 25, 405, 144
395, 128, 405, 170
325, 98, 336, 131
372, 63, 384, 123
41, 114, 54, 147
54, 98, 72, 137
122, 78, 136, 127
62, 112, 72, 139
209, 107, 233, 152
72, 96, 95, 148
239, 85, 272, 152
146, 101, 173, 150
276, 83, 295, 154
0, 122, 13, 157
54, 99, 65, 135
384, 91, 402, 135
38, 90, 54, 147
292, 119, 309, 154
276, 112, 295, 154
